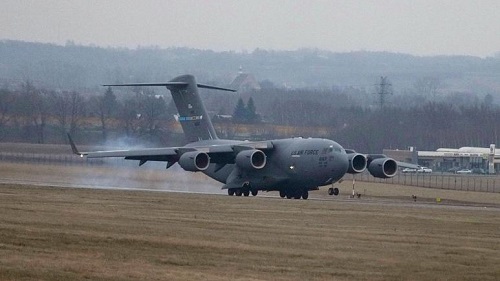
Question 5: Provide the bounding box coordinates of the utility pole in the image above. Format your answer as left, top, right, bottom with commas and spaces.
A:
374, 76, 392, 108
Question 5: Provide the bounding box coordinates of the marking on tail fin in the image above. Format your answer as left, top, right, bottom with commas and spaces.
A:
177, 116, 203, 121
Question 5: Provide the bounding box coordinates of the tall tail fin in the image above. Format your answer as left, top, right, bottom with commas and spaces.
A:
168, 75, 221, 142
104, 74, 235, 142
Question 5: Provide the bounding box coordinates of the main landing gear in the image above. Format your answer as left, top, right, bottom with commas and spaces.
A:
279, 189, 308, 200
227, 186, 258, 197
227, 186, 309, 200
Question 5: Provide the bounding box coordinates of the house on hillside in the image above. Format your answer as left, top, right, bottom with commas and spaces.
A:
230, 67, 261, 95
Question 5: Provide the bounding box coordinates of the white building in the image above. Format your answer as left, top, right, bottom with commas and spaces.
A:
385, 144, 499, 174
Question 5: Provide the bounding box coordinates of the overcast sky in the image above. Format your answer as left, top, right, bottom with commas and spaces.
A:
1, 0, 499, 57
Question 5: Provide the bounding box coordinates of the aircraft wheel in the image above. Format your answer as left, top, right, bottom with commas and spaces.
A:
279, 190, 286, 198
332, 187, 339, 196
251, 189, 258, 196
243, 189, 250, 196
228, 189, 235, 196
301, 190, 309, 200
328, 187, 339, 196
235, 189, 242, 196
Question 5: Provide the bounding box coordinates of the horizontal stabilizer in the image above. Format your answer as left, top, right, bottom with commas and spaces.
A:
197, 83, 236, 92
102, 82, 188, 88
103, 82, 236, 92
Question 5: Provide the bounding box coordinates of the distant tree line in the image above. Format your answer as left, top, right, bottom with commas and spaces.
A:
1, 82, 499, 153
331, 102, 500, 152
232, 97, 260, 123
0, 84, 180, 145
1, 40, 499, 100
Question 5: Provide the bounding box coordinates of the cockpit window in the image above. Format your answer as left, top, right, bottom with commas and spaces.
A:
327, 147, 342, 153
325, 145, 343, 154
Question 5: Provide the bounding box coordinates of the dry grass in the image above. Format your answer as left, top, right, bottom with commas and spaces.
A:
1, 162, 500, 280
0, 184, 500, 280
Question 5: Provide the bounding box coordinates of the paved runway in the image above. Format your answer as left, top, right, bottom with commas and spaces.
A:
2, 164, 499, 213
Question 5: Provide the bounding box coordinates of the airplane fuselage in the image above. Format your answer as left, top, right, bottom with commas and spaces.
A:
190, 137, 349, 192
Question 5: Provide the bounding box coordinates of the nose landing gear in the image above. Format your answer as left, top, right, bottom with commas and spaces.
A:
328, 187, 339, 196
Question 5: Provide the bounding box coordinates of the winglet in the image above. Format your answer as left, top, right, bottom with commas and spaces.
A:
67, 133, 85, 157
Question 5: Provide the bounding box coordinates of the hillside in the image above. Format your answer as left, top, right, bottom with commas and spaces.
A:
1, 40, 499, 99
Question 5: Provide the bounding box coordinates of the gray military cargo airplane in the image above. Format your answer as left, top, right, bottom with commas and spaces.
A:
69, 74, 406, 199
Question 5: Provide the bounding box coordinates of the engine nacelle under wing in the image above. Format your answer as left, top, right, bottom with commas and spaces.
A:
178, 151, 210, 171
367, 157, 398, 178
347, 153, 367, 174
235, 149, 266, 170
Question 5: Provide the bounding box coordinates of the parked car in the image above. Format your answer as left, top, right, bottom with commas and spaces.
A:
418, 166, 433, 173
447, 167, 462, 173
456, 169, 472, 174
402, 166, 432, 173
402, 168, 417, 173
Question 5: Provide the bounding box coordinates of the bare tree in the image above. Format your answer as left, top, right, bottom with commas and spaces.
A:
68, 91, 86, 137
49, 91, 72, 141
20, 82, 50, 143
0, 89, 13, 128
413, 77, 441, 98
138, 92, 167, 141
93, 86, 118, 141
119, 97, 141, 138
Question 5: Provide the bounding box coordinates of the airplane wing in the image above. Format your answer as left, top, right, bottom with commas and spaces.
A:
68, 134, 274, 168
363, 153, 419, 169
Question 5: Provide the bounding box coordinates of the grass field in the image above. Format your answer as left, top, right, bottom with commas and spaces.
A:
1, 160, 500, 280
1, 183, 500, 280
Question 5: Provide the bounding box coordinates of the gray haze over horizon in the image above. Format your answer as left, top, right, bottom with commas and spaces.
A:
1, 0, 499, 58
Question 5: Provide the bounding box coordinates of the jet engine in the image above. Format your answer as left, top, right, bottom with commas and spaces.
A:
235, 149, 266, 170
367, 156, 398, 178
178, 151, 210, 171
347, 153, 367, 174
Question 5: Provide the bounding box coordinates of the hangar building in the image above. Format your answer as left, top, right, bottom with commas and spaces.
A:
384, 144, 499, 174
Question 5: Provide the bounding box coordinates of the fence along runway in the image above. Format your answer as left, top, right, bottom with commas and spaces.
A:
1, 149, 498, 193
1, 161, 500, 211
